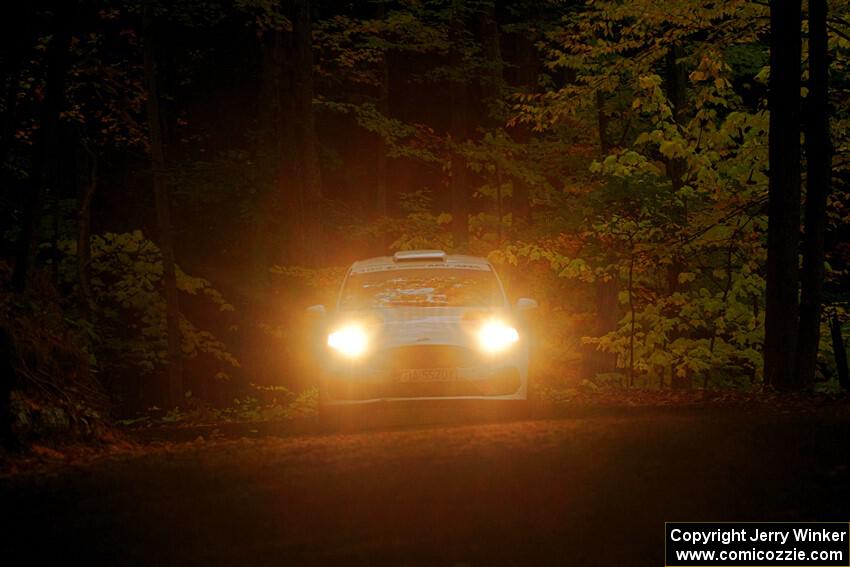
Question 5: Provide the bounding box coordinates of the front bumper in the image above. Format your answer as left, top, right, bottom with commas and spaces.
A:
322, 344, 524, 402
324, 367, 521, 401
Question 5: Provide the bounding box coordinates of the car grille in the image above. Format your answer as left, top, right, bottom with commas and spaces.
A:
325, 367, 521, 400
380, 345, 477, 370
323, 345, 521, 400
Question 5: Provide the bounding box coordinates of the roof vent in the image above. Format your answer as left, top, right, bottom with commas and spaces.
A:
393, 250, 447, 262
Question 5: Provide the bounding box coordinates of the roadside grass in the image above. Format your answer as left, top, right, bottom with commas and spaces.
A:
5, 382, 850, 477
118, 386, 320, 430
536, 383, 850, 413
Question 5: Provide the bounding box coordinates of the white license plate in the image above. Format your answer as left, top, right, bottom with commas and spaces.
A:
398, 368, 458, 383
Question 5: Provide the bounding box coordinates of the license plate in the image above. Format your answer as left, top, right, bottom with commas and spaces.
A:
398, 368, 457, 383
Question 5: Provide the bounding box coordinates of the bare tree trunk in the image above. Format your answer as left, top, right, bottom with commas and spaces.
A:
583, 274, 619, 381
665, 45, 688, 194
252, 29, 283, 274
375, 58, 389, 218
0, 328, 18, 451
481, 1, 505, 242
596, 90, 610, 155
292, 0, 324, 265
480, 1, 503, 120
449, 0, 468, 248
77, 150, 97, 316
628, 249, 636, 387
496, 166, 503, 241
144, 7, 183, 407
375, 2, 389, 218
278, 20, 301, 264
797, 0, 831, 388
764, 0, 802, 391
830, 313, 849, 390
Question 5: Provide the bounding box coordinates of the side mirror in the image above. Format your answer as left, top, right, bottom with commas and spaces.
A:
306, 304, 327, 316
516, 298, 538, 312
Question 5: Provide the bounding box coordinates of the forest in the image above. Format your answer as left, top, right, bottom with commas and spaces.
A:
2, 0, 850, 448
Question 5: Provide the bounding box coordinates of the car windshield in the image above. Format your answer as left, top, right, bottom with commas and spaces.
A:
340, 267, 502, 310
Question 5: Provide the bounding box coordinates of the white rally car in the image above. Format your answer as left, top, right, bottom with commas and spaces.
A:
308, 250, 537, 405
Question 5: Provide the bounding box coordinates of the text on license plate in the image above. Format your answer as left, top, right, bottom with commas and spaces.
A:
398, 368, 458, 383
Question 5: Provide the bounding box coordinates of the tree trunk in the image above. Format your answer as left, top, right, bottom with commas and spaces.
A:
0, 62, 22, 173
252, 29, 283, 274
664, 43, 688, 214
375, 57, 389, 218
0, 328, 18, 451
596, 90, 610, 155
375, 2, 389, 218
278, 20, 301, 264
664, 45, 688, 293
0, 4, 33, 171
627, 249, 636, 387
830, 313, 849, 391
583, 274, 619, 380
77, 150, 97, 316
584, 94, 619, 381
496, 165, 504, 241
11, 1, 74, 293
510, 29, 537, 226
763, 0, 802, 391
449, 0, 468, 248
665, 46, 687, 138
797, 0, 831, 388
479, 1, 503, 121
144, 7, 183, 407
292, 0, 324, 265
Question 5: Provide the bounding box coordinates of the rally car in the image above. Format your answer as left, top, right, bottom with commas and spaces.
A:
307, 250, 537, 405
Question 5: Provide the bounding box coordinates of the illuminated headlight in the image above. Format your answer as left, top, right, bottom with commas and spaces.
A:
327, 324, 368, 358
477, 320, 519, 353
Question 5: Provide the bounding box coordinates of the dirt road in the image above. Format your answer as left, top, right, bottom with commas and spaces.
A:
2, 407, 849, 565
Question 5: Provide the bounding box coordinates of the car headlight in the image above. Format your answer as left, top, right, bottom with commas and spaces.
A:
477, 320, 519, 353
327, 324, 368, 358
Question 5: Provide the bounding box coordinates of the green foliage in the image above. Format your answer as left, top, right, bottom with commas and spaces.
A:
268, 264, 348, 307
387, 190, 454, 251
0, 289, 113, 446
59, 231, 238, 377
317, 101, 443, 164
496, 0, 784, 388
7, 0, 850, 428
120, 387, 320, 427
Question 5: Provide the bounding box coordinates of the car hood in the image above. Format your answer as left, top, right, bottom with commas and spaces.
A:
336, 306, 506, 349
